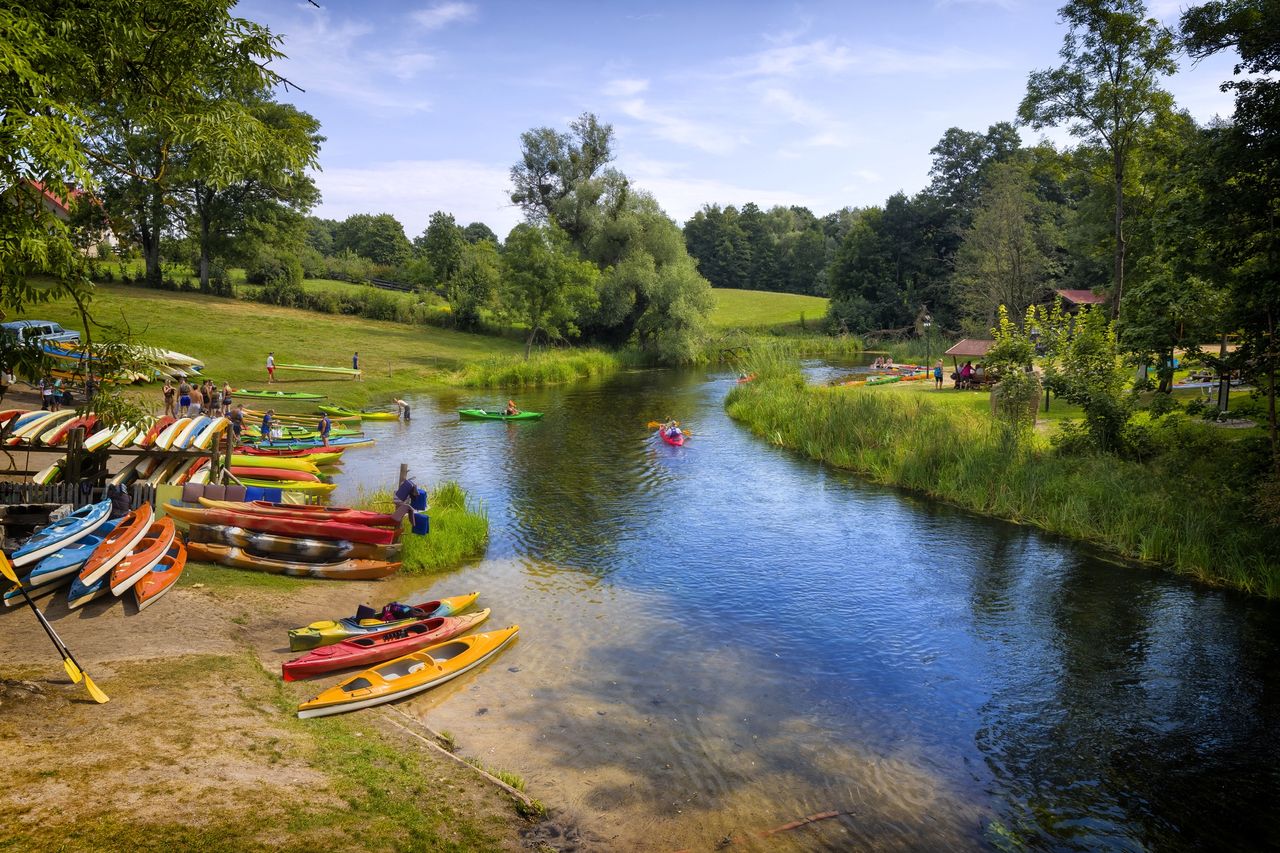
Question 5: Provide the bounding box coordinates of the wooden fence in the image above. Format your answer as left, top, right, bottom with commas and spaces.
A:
0, 480, 155, 510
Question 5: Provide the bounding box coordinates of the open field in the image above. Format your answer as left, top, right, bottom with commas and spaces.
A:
21, 282, 524, 407
708, 288, 829, 329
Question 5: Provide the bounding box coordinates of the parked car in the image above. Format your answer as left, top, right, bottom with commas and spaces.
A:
0, 320, 81, 347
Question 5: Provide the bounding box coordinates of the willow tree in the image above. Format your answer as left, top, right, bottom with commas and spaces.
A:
1019, 0, 1176, 319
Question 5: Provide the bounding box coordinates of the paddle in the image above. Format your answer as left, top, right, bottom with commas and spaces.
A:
647, 420, 694, 436
0, 552, 108, 704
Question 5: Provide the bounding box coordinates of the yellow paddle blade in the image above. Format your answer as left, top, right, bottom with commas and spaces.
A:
82, 673, 109, 704
0, 552, 17, 585
62, 657, 83, 684
646, 421, 661, 429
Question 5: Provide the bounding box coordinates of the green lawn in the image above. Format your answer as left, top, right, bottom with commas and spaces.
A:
709, 287, 829, 330
21, 282, 522, 407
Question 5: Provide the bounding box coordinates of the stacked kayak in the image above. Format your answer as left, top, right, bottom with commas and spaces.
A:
11, 501, 111, 567
458, 409, 543, 421
185, 523, 401, 563
288, 592, 478, 650
185, 542, 400, 580
236, 389, 326, 402
196, 498, 398, 527
3, 519, 120, 606
296, 626, 520, 718
165, 503, 396, 545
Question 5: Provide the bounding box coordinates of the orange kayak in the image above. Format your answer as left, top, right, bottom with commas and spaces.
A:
110, 516, 176, 596
133, 542, 187, 610
79, 504, 154, 585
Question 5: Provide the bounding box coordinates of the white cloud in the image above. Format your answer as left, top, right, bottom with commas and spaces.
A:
761, 87, 858, 149
411, 2, 476, 31
726, 37, 1008, 79
270, 12, 434, 112
603, 78, 650, 97
616, 98, 740, 155
314, 160, 520, 236
620, 157, 824, 223
935, 0, 1019, 10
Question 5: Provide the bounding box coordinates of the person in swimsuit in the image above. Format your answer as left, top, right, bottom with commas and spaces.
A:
162, 380, 176, 417
177, 379, 191, 416
504, 399, 520, 416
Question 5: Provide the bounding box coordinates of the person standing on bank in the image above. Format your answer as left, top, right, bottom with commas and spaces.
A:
177, 378, 191, 416
934, 359, 944, 390
162, 380, 176, 417
395, 398, 410, 421
318, 412, 332, 447
266, 351, 276, 383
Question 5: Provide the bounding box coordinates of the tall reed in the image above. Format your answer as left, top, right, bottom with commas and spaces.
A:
356, 481, 489, 573
450, 349, 622, 388
725, 365, 1279, 597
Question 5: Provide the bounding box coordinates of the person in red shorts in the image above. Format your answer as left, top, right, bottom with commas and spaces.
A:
266, 351, 275, 383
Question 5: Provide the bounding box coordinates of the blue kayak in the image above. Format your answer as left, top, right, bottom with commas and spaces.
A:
67, 573, 110, 610
3, 519, 121, 607
11, 501, 111, 568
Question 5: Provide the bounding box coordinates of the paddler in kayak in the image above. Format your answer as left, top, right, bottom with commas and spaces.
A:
660, 419, 682, 440
504, 399, 521, 416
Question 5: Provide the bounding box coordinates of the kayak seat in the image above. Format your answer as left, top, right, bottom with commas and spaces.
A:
428, 641, 469, 662
340, 677, 373, 694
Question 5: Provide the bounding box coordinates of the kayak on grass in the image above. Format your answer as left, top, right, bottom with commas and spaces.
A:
235, 389, 327, 401
296, 626, 519, 718
458, 409, 543, 421
184, 523, 400, 562
196, 497, 400, 528
287, 592, 479, 651
282, 609, 491, 681
3, 519, 120, 606
185, 542, 401, 581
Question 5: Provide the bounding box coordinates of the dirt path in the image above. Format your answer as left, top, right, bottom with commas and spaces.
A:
0, 572, 578, 851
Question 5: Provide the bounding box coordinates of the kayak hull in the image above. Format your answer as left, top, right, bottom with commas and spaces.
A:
185, 523, 400, 562
133, 543, 187, 610
296, 626, 519, 718
164, 503, 395, 544
282, 610, 491, 681
12, 501, 111, 568
288, 592, 478, 651
185, 542, 400, 581
457, 409, 543, 421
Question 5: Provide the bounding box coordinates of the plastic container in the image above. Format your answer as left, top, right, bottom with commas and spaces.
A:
411, 512, 430, 535
410, 487, 427, 511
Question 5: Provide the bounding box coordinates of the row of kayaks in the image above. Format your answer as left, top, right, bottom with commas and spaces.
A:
839, 371, 931, 388
4, 501, 187, 611
41, 340, 204, 383
283, 591, 518, 719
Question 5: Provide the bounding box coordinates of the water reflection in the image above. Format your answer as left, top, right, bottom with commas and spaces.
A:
330, 366, 1280, 851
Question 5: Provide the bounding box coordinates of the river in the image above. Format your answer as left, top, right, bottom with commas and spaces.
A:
331, 365, 1280, 851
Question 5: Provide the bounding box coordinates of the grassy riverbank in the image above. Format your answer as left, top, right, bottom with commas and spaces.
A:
357, 482, 489, 573
726, 363, 1278, 597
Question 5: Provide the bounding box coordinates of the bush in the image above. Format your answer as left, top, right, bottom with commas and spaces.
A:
246, 249, 303, 289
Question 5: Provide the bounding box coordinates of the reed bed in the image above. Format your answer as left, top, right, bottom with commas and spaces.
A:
357, 481, 489, 573
450, 349, 622, 388
725, 363, 1278, 597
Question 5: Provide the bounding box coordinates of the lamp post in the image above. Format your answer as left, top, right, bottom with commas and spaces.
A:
923, 313, 933, 364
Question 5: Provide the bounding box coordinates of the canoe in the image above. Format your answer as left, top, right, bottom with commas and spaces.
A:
109, 516, 177, 595
659, 428, 685, 447
84, 424, 120, 452
241, 437, 374, 451
164, 503, 397, 544
235, 447, 344, 463
197, 498, 399, 528
318, 405, 399, 421
185, 542, 401, 581
227, 454, 321, 474
145, 456, 187, 487
107, 453, 151, 487
66, 573, 109, 610
172, 457, 209, 486
296, 626, 519, 718
235, 389, 326, 401
133, 542, 187, 610
458, 409, 543, 421
227, 466, 323, 483
11, 501, 112, 568
79, 503, 154, 584
185, 523, 401, 562
3, 520, 120, 606
288, 592, 479, 651
109, 423, 140, 448
282, 609, 491, 681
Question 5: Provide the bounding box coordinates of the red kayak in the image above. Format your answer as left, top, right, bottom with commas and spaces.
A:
164, 503, 397, 545
659, 428, 685, 447
138, 416, 176, 448
281, 609, 491, 681
43, 414, 98, 446
197, 497, 399, 528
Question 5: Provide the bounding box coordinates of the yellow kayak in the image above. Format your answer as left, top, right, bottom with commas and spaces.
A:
288, 592, 478, 650
296, 626, 519, 718
227, 453, 320, 473
237, 478, 337, 495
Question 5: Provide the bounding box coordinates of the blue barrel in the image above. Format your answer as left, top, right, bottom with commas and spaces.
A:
411, 511, 430, 535
410, 487, 427, 511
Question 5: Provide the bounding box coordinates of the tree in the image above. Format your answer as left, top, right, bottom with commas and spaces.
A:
927, 122, 1023, 220
954, 163, 1060, 334
462, 222, 499, 245
332, 213, 412, 266
510, 112, 618, 244
449, 240, 501, 330
416, 211, 466, 287
501, 225, 599, 358
1019, 0, 1177, 319
1040, 305, 1134, 451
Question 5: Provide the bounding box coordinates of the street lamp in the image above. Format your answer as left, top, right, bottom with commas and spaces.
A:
923, 313, 933, 363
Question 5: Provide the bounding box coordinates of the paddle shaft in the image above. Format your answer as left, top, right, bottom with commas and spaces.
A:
6, 576, 86, 674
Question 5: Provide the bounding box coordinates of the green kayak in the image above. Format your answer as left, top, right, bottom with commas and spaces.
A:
458, 409, 543, 421
318, 405, 400, 421
236, 389, 327, 401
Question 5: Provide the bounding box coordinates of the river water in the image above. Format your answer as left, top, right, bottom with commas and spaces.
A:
331, 366, 1280, 851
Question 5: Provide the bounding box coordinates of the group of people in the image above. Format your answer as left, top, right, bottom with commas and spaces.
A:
871, 356, 896, 369
37, 376, 75, 411
164, 378, 234, 418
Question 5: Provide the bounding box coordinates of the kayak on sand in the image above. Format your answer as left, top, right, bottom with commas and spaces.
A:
287, 592, 479, 651
282, 609, 491, 681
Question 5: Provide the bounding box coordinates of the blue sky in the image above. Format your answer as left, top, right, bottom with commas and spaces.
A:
237, 0, 1242, 239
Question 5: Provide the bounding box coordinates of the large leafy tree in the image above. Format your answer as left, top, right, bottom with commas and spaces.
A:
416, 211, 467, 287
501, 224, 599, 358
926, 122, 1023, 222
1019, 0, 1177, 318
332, 213, 412, 266
1182, 0, 1280, 472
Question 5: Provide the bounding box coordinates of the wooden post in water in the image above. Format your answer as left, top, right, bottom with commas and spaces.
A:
398, 462, 408, 489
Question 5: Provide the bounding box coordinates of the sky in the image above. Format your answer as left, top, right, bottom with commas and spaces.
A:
236, 0, 1244, 239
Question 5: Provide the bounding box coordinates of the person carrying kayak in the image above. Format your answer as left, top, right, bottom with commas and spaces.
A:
395, 398, 411, 421
504, 399, 521, 416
